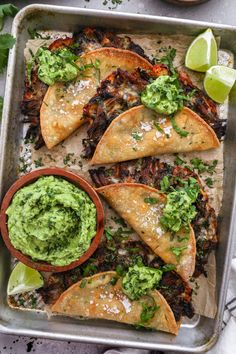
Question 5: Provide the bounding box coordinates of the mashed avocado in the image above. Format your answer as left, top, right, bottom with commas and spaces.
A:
122, 265, 163, 300
141, 75, 185, 115
36, 47, 78, 86
160, 177, 200, 233
6, 176, 97, 266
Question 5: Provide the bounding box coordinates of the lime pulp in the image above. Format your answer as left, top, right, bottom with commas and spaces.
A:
7, 262, 44, 296
204, 65, 236, 103
185, 28, 217, 72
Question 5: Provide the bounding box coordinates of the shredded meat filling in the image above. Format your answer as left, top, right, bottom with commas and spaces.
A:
73, 27, 152, 62
82, 68, 153, 158
21, 28, 224, 151
38, 238, 194, 322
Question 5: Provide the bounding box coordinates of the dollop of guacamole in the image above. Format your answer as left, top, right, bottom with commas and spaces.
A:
122, 265, 163, 300
37, 47, 78, 86
141, 75, 184, 115
6, 176, 97, 266
160, 177, 200, 233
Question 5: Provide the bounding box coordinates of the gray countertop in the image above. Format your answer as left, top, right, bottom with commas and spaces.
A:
0, 0, 235, 353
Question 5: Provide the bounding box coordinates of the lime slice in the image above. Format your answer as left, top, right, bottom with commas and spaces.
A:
7, 262, 44, 296
204, 65, 236, 103
185, 28, 217, 72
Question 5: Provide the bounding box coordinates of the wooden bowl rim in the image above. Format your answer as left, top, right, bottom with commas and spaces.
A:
0, 168, 104, 273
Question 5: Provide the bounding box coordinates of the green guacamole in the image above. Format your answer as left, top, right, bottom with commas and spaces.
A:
6, 176, 97, 266
141, 75, 184, 115
37, 47, 78, 86
122, 265, 163, 300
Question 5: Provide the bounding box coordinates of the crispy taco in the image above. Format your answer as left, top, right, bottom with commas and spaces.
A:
91, 106, 220, 165
96, 183, 196, 281
51, 271, 180, 335
40, 48, 153, 149
89, 157, 217, 278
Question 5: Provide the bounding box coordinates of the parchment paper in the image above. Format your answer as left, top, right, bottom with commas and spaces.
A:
16, 31, 233, 319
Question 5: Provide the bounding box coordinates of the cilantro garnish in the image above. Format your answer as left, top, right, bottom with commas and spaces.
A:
34, 157, 44, 168
153, 121, 164, 133
153, 47, 176, 75
131, 131, 143, 141
190, 158, 218, 175
205, 177, 214, 188
104, 227, 114, 241
27, 27, 50, 39
140, 302, 159, 324
160, 176, 171, 192
144, 197, 159, 204
170, 245, 188, 259
170, 116, 189, 137
160, 177, 200, 233
79, 279, 87, 288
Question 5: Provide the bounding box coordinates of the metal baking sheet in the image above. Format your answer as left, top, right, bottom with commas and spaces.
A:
0, 4, 236, 352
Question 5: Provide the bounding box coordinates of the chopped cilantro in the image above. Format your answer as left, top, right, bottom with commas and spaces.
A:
153, 47, 177, 75
161, 264, 176, 272
205, 177, 214, 188
160, 177, 200, 233
116, 264, 125, 277
82, 263, 97, 277
170, 245, 188, 259
177, 235, 190, 242
34, 157, 44, 168
131, 131, 143, 141
27, 27, 50, 39
109, 276, 118, 286
174, 155, 185, 166
63, 153, 75, 166
160, 176, 170, 192
111, 216, 127, 227
153, 121, 164, 133
79, 279, 87, 288
170, 116, 189, 137
144, 197, 159, 204
190, 158, 218, 175
104, 227, 114, 241
140, 302, 159, 324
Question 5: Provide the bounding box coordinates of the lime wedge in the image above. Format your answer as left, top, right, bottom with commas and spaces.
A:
7, 262, 44, 296
204, 65, 236, 103
185, 28, 217, 72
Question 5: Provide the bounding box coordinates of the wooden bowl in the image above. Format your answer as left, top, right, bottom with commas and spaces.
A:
0, 168, 104, 273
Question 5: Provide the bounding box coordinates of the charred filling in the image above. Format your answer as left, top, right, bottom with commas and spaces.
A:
73, 27, 152, 63
82, 68, 152, 158
21, 69, 48, 149
21, 28, 224, 151
178, 70, 226, 140
89, 157, 218, 277
21, 37, 75, 149
38, 237, 194, 322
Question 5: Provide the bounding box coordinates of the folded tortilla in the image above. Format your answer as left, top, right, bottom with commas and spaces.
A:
91, 105, 220, 165
51, 271, 179, 335
97, 183, 196, 281
40, 48, 153, 149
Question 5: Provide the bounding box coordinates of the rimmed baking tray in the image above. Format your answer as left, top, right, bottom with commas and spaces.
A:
0, 4, 236, 352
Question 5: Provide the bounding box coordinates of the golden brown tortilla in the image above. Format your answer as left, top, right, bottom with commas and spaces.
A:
51, 271, 179, 335
40, 48, 153, 149
97, 183, 196, 281
91, 106, 220, 165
